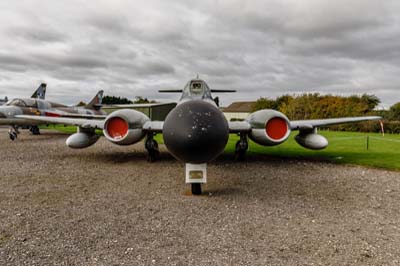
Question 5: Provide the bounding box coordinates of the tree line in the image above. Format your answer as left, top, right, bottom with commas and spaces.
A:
253, 93, 400, 133
101, 96, 156, 104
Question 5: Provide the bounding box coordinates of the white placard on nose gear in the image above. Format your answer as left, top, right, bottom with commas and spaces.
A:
185, 163, 207, 184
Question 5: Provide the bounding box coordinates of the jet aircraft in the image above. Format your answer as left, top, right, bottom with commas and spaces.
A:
0, 97, 8, 106
18, 78, 381, 195
1, 86, 105, 140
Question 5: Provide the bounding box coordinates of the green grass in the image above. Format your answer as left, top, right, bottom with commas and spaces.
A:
44, 125, 400, 171
157, 131, 400, 171
226, 131, 400, 171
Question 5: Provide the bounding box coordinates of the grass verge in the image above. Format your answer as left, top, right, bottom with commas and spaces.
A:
44, 125, 400, 171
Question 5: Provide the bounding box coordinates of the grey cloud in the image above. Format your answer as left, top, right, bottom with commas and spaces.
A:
10, 27, 66, 43
0, 1, 399, 107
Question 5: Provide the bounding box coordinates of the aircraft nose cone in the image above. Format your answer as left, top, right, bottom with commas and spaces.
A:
163, 100, 229, 164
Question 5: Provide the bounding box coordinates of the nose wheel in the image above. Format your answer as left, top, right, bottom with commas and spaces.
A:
235, 133, 248, 161
9, 131, 17, 141
8, 126, 19, 141
145, 133, 160, 162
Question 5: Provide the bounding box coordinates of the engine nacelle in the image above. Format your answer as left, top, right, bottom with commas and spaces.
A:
246, 109, 291, 146
66, 132, 100, 149
103, 109, 150, 145
295, 132, 328, 150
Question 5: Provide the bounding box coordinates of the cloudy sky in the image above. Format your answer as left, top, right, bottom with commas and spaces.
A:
0, 0, 399, 108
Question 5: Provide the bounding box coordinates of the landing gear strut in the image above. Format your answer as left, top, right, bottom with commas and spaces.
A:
145, 133, 160, 162
191, 183, 202, 195
30, 126, 40, 135
235, 133, 248, 161
8, 126, 19, 141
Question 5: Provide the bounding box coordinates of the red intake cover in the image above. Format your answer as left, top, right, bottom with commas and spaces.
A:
265, 117, 288, 140
106, 117, 128, 139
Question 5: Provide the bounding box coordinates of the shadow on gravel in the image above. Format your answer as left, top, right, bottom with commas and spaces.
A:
209, 154, 350, 203
16, 132, 69, 143
214, 153, 335, 166
73, 151, 178, 164
205, 187, 246, 196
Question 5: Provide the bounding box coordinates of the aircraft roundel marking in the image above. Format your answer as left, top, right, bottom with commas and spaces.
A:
106, 117, 128, 139
265, 117, 288, 140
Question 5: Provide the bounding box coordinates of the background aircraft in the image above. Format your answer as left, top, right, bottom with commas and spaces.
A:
18, 78, 381, 195
0, 96, 8, 106
1, 86, 106, 140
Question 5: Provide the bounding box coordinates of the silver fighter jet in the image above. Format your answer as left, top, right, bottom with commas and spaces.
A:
18, 78, 381, 195
1, 85, 105, 140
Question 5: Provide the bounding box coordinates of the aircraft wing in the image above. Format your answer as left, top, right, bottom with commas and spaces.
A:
228, 116, 381, 132
143, 121, 164, 132
56, 113, 107, 119
16, 115, 104, 129
16, 115, 165, 133
290, 116, 381, 130
228, 121, 252, 133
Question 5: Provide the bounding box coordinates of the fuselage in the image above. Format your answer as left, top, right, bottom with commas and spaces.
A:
0, 98, 106, 125
162, 79, 229, 164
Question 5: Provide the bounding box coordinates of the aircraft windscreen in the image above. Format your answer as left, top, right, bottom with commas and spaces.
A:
190, 82, 203, 95
6, 98, 38, 108
7, 99, 26, 107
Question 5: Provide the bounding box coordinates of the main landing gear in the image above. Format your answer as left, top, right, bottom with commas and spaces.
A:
235, 133, 248, 161
145, 133, 160, 162
30, 126, 40, 135
8, 126, 20, 141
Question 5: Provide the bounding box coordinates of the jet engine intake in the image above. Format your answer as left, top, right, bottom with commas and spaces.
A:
295, 132, 328, 150
103, 109, 150, 145
246, 109, 291, 146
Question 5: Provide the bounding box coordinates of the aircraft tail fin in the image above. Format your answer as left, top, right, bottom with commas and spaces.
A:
31, 83, 47, 99
86, 90, 104, 110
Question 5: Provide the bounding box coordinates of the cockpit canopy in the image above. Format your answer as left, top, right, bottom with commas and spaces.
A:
181, 79, 212, 100
6, 98, 37, 108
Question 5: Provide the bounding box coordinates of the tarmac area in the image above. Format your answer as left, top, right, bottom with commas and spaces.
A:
1, 128, 400, 266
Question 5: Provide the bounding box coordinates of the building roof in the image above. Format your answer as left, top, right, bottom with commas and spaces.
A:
222, 101, 256, 113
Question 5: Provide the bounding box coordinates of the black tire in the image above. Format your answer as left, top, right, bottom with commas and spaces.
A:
31, 126, 40, 135
191, 183, 202, 195
235, 141, 247, 161
147, 150, 159, 162
236, 150, 246, 161
9, 134, 15, 141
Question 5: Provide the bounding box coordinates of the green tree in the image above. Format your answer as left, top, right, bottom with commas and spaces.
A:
252, 97, 277, 112
389, 102, 400, 120
102, 95, 133, 104
134, 96, 157, 104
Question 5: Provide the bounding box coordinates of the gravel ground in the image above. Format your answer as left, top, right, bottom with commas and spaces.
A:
0, 128, 400, 266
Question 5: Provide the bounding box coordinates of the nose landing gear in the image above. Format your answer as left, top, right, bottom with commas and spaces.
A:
191, 183, 202, 195
8, 126, 19, 141
145, 133, 160, 162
